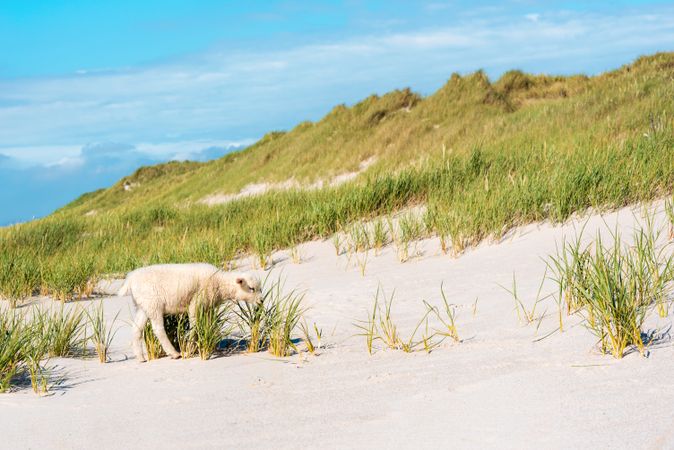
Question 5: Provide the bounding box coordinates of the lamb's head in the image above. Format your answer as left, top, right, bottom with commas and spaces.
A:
231, 273, 262, 304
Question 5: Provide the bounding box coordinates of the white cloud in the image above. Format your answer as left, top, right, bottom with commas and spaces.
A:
381, 30, 480, 49
0, 140, 250, 168
0, 5, 673, 167
44, 156, 84, 169
135, 140, 252, 160
424, 2, 453, 11
0, 145, 80, 166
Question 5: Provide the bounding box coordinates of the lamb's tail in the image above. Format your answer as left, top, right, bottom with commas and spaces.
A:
117, 279, 131, 297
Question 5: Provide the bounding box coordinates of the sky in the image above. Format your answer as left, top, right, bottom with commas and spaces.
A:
0, 1, 673, 225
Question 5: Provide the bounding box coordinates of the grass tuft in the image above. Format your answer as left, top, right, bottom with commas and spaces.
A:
235, 275, 306, 357
499, 270, 550, 325
42, 306, 86, 357
548, 219, 673, 358
0, 309, 27, 392
192, 301, 233, 360
85, 301, 120, 363
425, 283, 461, 342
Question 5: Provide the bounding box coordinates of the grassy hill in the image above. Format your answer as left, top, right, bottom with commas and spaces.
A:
1, 52, 673, 302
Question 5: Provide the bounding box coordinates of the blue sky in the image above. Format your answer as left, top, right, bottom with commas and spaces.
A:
0, 1, 673, 224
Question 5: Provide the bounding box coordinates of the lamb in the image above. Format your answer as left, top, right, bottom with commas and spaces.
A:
117, 263, 261, 362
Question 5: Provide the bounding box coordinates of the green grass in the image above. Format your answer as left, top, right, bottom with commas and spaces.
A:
665, 198, 674, 240
85, 301, 120, 363
192, 301, 233, 360
499, 271, 550, 326
142, 313, 194, 360
143, 307, 232, 361
0, 309, 28, 392
0, 53, 673, 301
235, 300, 267, 353
298, 319, 322, 354
24, 318, 50, 394
354, 294, 379, 355
394, 212, 426, 262
425, 283, 461, 342
175, 313, 196, 359
371, 218, 390, 254
234, 275, 307, 356
0, 308, 53, 394
548, 218, 673, 358
346, 222, 371, 253
355, 285, 463, 354
41, 306, 86, 357
266, 287, 305, 357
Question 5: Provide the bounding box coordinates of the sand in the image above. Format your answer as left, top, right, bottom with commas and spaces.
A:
2, 201, 673, 449
199, 157, 376, 205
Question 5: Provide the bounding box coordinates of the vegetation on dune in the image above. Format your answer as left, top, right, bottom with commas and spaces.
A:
548, 215, 674, 359
235, 276, 306, 357
355, 285, 461, 355
0, 275, 312, 393
0, 53, 673, 301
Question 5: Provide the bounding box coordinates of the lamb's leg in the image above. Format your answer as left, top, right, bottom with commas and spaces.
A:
132, 309, 148, 363
188, 301, 198, 331
150, 315, 181, 359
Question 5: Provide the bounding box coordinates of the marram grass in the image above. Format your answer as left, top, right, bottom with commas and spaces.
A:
85, 301, 120, 363
355, 285, 461, 354
0, 53, 673, 301
548, 218, 673, 358
241, 277, 305, 357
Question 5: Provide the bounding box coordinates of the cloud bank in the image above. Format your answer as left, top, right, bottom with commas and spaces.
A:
1, 4, 673, 224
0, 141, 244, 225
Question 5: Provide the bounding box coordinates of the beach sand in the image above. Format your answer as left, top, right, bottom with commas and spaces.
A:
2, 201, 673, 449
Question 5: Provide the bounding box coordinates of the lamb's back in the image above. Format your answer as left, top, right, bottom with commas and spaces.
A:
126, 263, 219, 305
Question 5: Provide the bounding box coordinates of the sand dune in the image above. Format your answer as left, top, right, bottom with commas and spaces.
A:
2, 201, 673, 449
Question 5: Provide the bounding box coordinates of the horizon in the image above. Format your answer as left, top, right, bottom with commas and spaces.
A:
1, 1, 673, 225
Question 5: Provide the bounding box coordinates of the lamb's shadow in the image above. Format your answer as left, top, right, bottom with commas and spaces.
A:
211, 336, 304, 359
215, 337, 248, 356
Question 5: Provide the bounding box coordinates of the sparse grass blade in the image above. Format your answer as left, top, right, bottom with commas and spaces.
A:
43, 305, 86, 357
299, 319, 316, 354
266, 288, 305, 358
376, 289, 401, 350
372, 219, 389, 254
354, 290, 379, 355
235, 300, 268, 353
85, 301, 120, 363
192, 302, 232, 360
665, 198, 674, 241
425, 283, 461, 342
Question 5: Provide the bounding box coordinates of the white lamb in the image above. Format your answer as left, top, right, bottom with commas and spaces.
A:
117, 263, 261, 362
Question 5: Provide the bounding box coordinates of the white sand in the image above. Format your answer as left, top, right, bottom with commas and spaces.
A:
200, 157, 376, 205
2, 201, 674, 449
